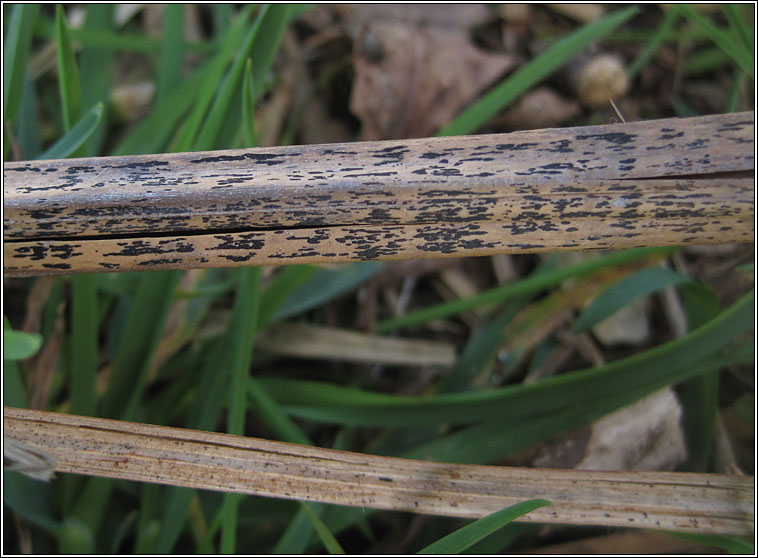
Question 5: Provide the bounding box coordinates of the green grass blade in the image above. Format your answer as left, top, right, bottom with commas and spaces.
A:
33, 17, 214, 54
3, 471, 60, 534
79, 4, 114, 156
573, 265, 691, 333
56, 5, 83, 131
627, 6, 680, 79
378, 247, 675, 332
69, 274, 98, 416
169, 6, 254, 153
725, 68, 745, 112
3, 4, 39, 130
99, 271, 182, 420
220, 267, 261, 554
38, 102, 103, 160
226, 268, 261, 435
299, 502, 345, 554
4, 359, 29, 408
194, 4, 291, 151
113, 6, 253, 155
722, 4, 754, 51
273, 262, 386, 322
678, 280, 720, 472
438, 306, 519, 393
242, 58, 257, 147
438, 6, 639, 136
417, 500, 550, 554
684, 47, 733, 76
260, 290, 753, 426
259, 265, 319, 327
17, 75, 43, 159
156, 5, 185, 107
678, 5, 754, 78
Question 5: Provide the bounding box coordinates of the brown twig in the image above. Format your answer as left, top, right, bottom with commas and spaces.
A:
3, 112, 753, 277
4, 407, 754, 535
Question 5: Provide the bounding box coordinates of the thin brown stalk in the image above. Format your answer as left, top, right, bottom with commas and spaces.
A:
5, 407, 754, 535
3, 112, 753, 277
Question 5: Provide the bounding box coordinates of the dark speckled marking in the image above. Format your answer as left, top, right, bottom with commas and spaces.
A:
3, 112, 753, 276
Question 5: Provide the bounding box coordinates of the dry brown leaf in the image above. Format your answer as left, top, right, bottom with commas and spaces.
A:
350, 20, 517, 139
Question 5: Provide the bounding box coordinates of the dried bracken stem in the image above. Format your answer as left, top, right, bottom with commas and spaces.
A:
4, 407, 754, 535
3, 112, 754, 277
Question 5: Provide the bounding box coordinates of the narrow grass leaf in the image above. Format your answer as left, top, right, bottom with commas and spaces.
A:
299, 502, 345, 554
259, 265, 319, 327
462, 523, 533, 554
221, 267, 261, 554
170, 6, 254, 153
135, 483, 160, 553
33, 17, 214, 54
678, 5, 754, 78
99, 271, 182, 420
17, 73, 43, 159
378, 247, 674, 332
261, 290, 753, 426
156, 5, 185, 107
678, 281, 720, 471
79, 4, 114, 156
194, 4, 291, 151
722, 4, 754, 52
438, 306, 519, 393
38, 102, 103, 160
4, 360, 29, 408
56, 5, 83, 131
273, 262, 386, 322
573, 265, 691, 333
58, 516, 95, 554
242, 58, 257, 147
3, 4, 39, 129
417, 500, 550, 554
725, 69, 745, 113
3, 471, 59, 534
438, 6, 638, 136
684, 47, 733, 76
627, 6, 680, 79
154, 271, 255, 552
69, 274, 98, 416
113, 6, 252, 156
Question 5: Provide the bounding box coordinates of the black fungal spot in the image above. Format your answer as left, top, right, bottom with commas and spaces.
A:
495, 142, 538, 151
372, 146, 410, 166
576, 132, 637, 146
137, 258, 182, 266
13, 246, 48, 260
113, 160, 169, 170
190, 152, 299, 166
544, 139, 573, 153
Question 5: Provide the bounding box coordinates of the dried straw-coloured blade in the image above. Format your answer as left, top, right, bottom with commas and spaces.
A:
5, 407, 754, 535
4, 112, 754, 276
